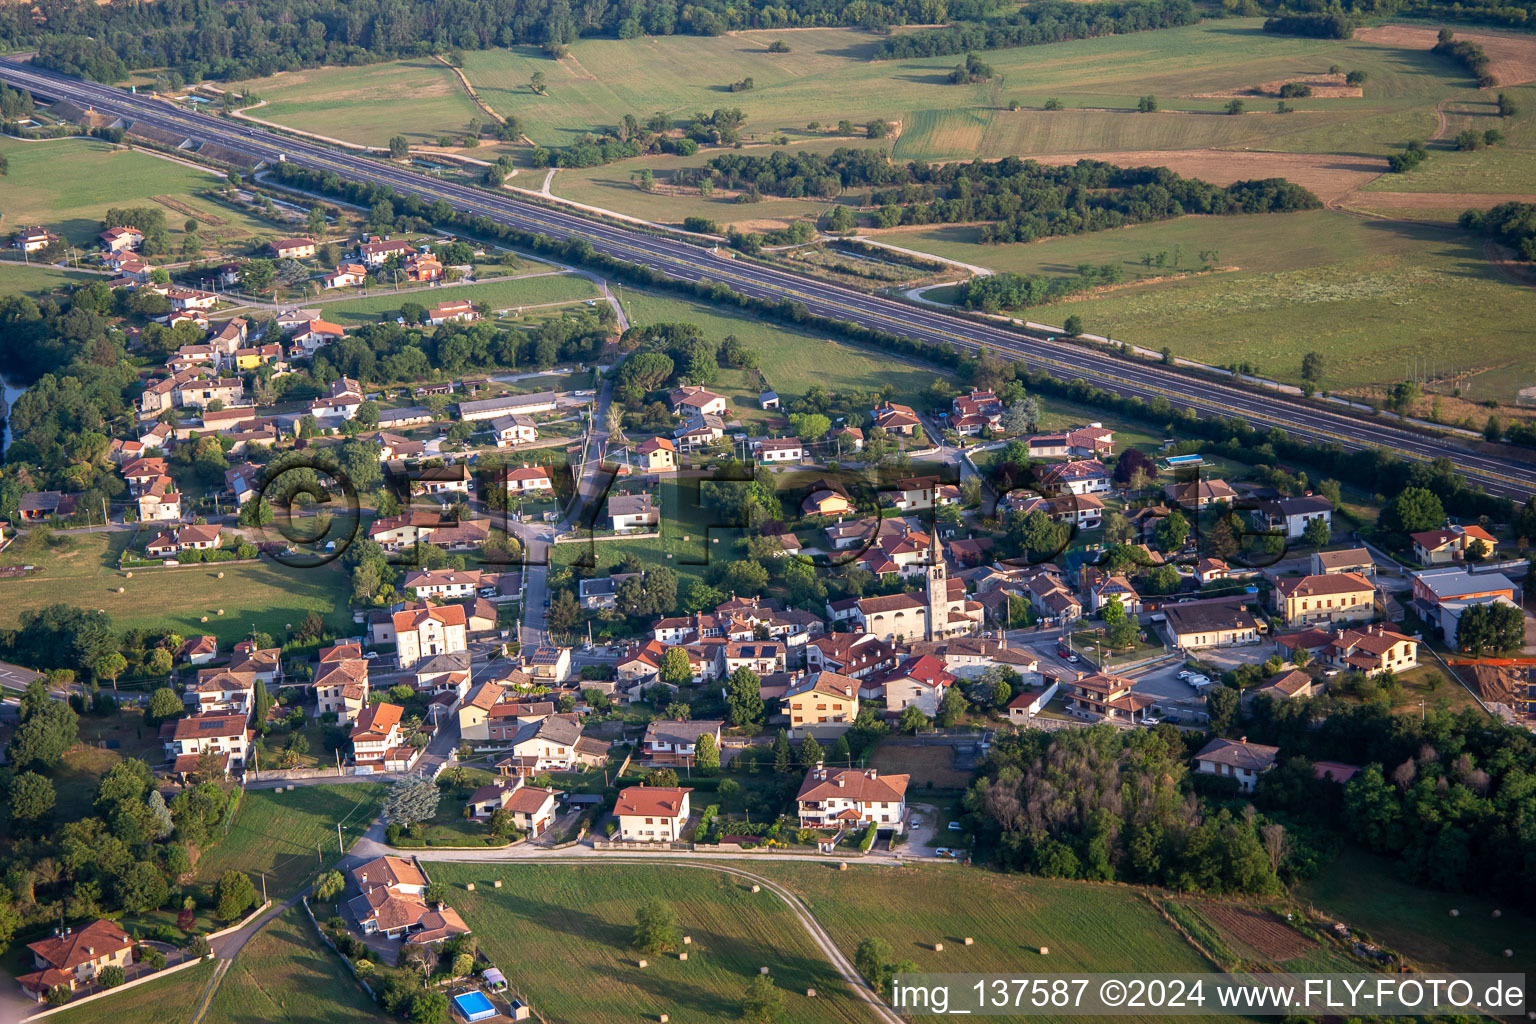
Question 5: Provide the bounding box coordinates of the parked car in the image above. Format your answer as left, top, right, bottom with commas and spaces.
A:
933, 847, 952, 857
1141, 716, 1161, 726
1177, 669, 1195, 681
364, 651, 379, 660
947, 821, 963, 831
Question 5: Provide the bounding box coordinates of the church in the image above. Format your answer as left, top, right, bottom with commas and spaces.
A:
849, 533, 984, 643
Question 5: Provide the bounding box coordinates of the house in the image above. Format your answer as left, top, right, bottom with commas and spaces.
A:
352, 702, 419, 772
805, 633, 896, 679
1038, 459, 1111, 496
754, 437, 804, 464
19, 920, 135, 1001
489, 414, 539, 447
1409, 567, 1522, 647
427, 299, 477, 326
1027, 425, 1114, 459
501, 464, 554, 495
1003, 492, 1105, 530
524, 645, 572, 684
1311, 547, 1375, 577
759, 389, 780, 409
1163, 600, 1262, 649
888, 476, 959, 511
180, 635, 218, 666
348, 855, 470, 945
833, 426, 864, 452
411, 463, 472, 497
796, 767, 909, 834
368, 511, 443, 551
144, 523, 223, 556
579, 573, 643, 610
289, 319, 346, 356
415, 651, 474, 696
136, 477, 182, 522
311, 392, 363, 422
1024, 571, 1083, 625
233, 343, 283, 371
229, 643, 283, 683
1252, 496, 1333, 540
269, 237, 317, 259
716, 641, 786, 678
165, 712, 251, 775
873, 654, 956, 717
392, 602, 468, 668
18, 490, 77, 522
406, 253, 443, 282
637, 436, 677, 472
224, 465, 260, 506
614, 786, 693, 842
174, 376, 245, 410
1323, 623, 1419, 676
312, 655, 370, 726
642, 719, 723, 763
12, 226, 59, 254
184, 668, 256, 717
784, 671, 860, 738
950, 388, 1003, 435
323, 263, 368, 289
1085, 572, 1141, 615
1411, 524, 1497, 565
404, 569, 484, 600
1165, 477, 1239, 509
99, 225, 143, 252
667, 385, 728, 418
803, 487, 854, 518
1195, 558, 1231, 585
458, 392, 559, 421
872, 401, 920, 436
376, 406, 433, 431
358, 238, 418, 266
1254, 668, 1319, 700
466, 779, 558, 836
1062, 670, 1156, 723
673, 413, 726, 449
506, 714, 601, 773
609, 493, 659, 532
1194, 737, 1279, 792
1273, 573, 1376, 628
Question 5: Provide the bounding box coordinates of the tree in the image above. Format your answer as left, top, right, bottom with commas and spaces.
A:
97, 965, 126, 989
1303, 516, 1331, 548
1498, 92, 1518, 117
8, 680, 79, 770
147, 686, 184, 724
1207, 686, 1240, 734
530, 71, 547, 94
740, 974, 784, 1024
148, 789, 174, 839
547, 590, 580, 636
239, 259, 275, 295
384, 775, 441, 826
936, 685, 969, 727
898, 704, 927, 734
1455, 601, 1525, 655
1153, 509, 1189, 551
855, 937, 896, 997
409, 991, 450, 1024
633, 898, 678, 953
1382, 486, 1444, 536
1225, 98, 1245, 115
314, 870, 346, 901
695, 733, 720, 774
772, 729, 793, 775
1062, 314, 1083, 336
215, 870, 256, 921
659, 647, 693, 688
799, 734, 823, 769
1137, 95, 1158, 112
725, 666, 765, 727
664, 701, 692, 721
388, 135, 410, 158
117, 861, 169, 913
94, 651, 127, 690
9, 771, 55, 821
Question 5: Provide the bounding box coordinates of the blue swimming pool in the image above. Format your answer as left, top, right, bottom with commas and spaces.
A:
452, 991, 497, 1021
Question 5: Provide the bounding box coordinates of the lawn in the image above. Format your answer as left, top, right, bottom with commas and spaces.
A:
895, 210, 1536, 394
427, 862, 877, 1024
315, 272, 601, 325
0, 261, 98, 298
203, 907, 391, 1024
1296, 848, 1535, 972
0, 531, 356, 645
0, 137, 275, 248
51, 708, 168, 821
866, 741, 972, 791
40, 960, 216, 1024
191, 782, 389, 900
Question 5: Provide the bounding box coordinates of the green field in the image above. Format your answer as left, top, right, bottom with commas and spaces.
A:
897, 210, 1536, 394
1297, 849, 1534, 972
0, 137, 276, 247
0, 532, 356, 643
1360, 83, 1536, 193
313, 272, 602, 324
204, 907, 391, 1024
0, 261, 98, 297
192, 783, 389, 900
238, 59, 518, 157
427, 862, 877, 1024
40, 960, 216, 1024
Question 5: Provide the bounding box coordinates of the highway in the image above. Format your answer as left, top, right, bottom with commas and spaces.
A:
3, 57, 1532, 502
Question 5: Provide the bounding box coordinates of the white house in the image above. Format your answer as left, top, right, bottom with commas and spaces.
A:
795, 767, 909, 834
1193, 737, 1279, 793
614, 786, 692, 842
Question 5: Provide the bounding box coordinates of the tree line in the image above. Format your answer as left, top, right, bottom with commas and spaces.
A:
1460, 200, 1536, 262
872, 0, 1200, 59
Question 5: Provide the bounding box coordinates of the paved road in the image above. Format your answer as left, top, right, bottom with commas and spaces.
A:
4, 59, 1531, 501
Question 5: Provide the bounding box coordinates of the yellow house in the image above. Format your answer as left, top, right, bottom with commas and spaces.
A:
637, 436, 677, 472
784, 671, 860, 738
1273, 572, 1376, 628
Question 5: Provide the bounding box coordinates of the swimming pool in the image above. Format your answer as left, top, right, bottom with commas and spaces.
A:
452, 991, 497, 1022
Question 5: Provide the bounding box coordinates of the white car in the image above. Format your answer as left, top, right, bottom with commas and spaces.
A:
933, 847, 952, 857
1141, 715, 1161, 726
1177, 669, 1195, 681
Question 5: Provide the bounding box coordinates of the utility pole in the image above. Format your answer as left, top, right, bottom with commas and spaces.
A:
337, 822, 344, 853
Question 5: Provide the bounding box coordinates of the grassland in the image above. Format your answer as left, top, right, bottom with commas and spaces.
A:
1297, 848, 1534, 972
0, 261, 98, 297
191, 783, 389, 900
0, 137, 275, 247
203, 907, 391, 1024
866, 742, 972, 790
428, 862, 877, 1024
901, 210, 1536, 394
40, 960, 216, 1024
0, 531, 356, 644
314, 271, 601, 324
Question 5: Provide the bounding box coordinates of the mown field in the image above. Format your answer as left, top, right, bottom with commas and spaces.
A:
429, 862, 878, 1024
203, 907, 392, 1024
0, 531, 355, 644
0, 137, 277, 247
39, 960, 217, 1024
315, 271, 601, 324
192, 783, 389, 900
901, 209, 1536, 395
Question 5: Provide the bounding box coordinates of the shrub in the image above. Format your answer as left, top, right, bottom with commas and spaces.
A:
97, 965, 126, 988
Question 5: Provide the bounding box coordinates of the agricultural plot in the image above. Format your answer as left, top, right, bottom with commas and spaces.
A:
191, 783, 389, 899
428, 863, 877, 1024
315, 272, 601, 325
0, 261, 98, 297
0, 532, 356, 644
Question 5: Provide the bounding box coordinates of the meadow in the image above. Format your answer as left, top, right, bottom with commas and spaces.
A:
0, 137, 276, 247
0, 261, 97, 296
0, 531, 356, 644
39, 960, 216, 1024
315, 271, 601, 324
898, 209, 1536, 395
203, 907, 392, 1024
191, 783, 389, 900
428, 862, 877, 1024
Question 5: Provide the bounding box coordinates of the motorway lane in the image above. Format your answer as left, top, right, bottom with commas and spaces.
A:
5, 60, 1532, 499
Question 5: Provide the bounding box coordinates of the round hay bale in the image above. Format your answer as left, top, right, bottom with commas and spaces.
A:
494, 880, 502, 888
678, 952, 688, 961
117, 587, 125, 594
125, 572, 133, 579
838, 862, 847, 871
659, 1015, 668, 1023
1492, 909, 1502, 918
217, 571, 224, 579
637, 959, 648, 969
750, 885, 760, 893
217, 608, 224, 615
1505, 949, 1514, 958
1449, 909, 1460, 917
964, 937, 974, 946
200, 616, 208, 623
806, 989, 817, 998
682, 936, 691, 945
760, 967, 769, 975
466, 883, 475, 891
1039, 946, 1050, 955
